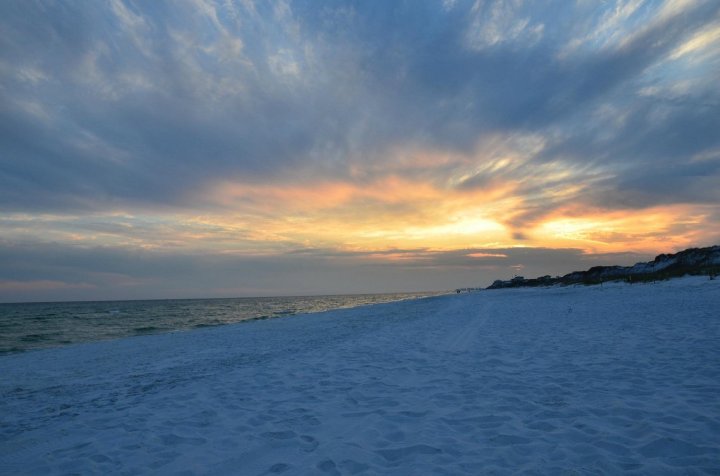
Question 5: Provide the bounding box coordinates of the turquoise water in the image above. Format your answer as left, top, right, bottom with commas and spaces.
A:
0, 292, 439, 354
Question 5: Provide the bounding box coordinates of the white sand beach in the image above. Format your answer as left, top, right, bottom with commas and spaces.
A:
1, 276, 719, 474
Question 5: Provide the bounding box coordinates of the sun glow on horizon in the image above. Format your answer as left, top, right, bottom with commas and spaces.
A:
3, 171, 714, 262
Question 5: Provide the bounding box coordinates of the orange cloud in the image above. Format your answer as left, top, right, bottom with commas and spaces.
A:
467, 252, 509, 258
5, 146, 715, 265
172, 167, 720, 261
532, 204, 716, 253
195, 175, 521, 252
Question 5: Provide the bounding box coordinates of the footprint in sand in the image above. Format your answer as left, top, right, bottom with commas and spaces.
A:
299, 434, 319, 453
316, 458, 340, 475
264, 462, 290, 474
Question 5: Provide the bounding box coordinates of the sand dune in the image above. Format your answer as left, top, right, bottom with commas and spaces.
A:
1, 277, 719, 474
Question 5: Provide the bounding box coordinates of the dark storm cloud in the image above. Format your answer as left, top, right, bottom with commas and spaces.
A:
1, 0, 719, 214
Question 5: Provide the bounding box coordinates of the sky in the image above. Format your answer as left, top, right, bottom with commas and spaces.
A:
1, 0, 719, 302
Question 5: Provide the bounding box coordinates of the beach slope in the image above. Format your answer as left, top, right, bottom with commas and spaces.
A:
1, 277, 719, 474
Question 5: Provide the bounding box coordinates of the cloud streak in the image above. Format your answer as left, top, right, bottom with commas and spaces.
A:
0, 239, 651, 302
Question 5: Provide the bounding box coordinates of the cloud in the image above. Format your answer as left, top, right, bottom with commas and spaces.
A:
0, 239, 654, 302
1, 0, 717, 214
1, 1, 719, 300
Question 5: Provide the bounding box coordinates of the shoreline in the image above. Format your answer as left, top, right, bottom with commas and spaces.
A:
0, 291, 448, 355
1, 276, 718, 474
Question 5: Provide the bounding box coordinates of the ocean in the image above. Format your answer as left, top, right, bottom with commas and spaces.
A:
0, 292, 439, 354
